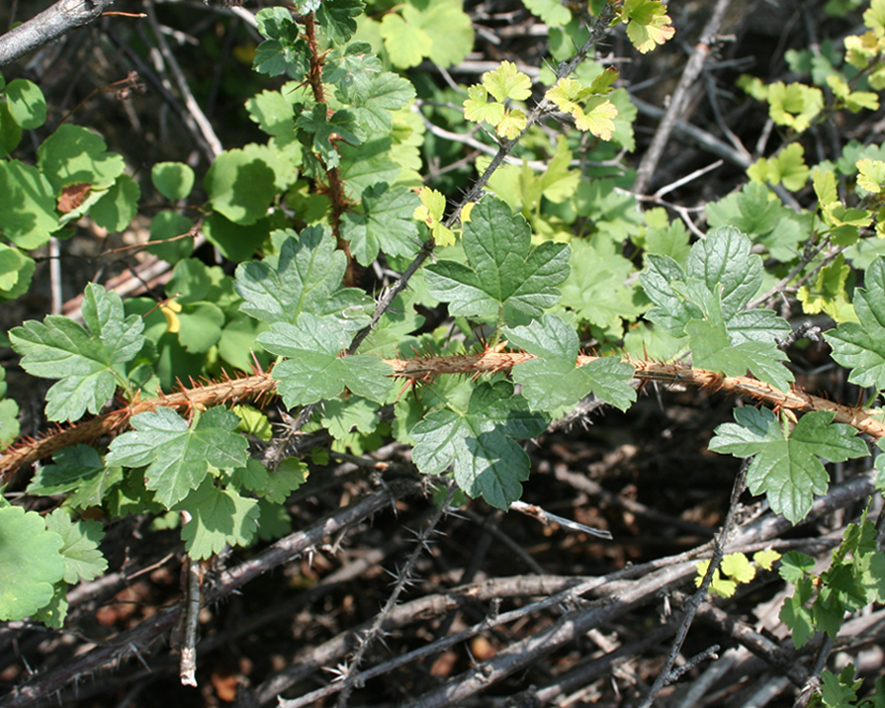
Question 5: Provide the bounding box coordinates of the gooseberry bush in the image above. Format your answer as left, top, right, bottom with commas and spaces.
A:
1, 0, 885, 705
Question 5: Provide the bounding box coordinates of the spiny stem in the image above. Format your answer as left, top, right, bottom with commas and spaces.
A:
3, 351, 883, 478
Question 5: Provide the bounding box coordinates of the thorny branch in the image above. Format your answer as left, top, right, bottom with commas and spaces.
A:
5, 350, 885, 479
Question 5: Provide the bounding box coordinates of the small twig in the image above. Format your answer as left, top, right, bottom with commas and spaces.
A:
178, 555, 201, 687
510, 500, 613, 540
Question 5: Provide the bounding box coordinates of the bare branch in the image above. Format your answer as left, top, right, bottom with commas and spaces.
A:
0, 0, 116, 67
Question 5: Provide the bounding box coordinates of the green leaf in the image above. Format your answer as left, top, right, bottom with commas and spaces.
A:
106, 407, 249, 508
297, 103, 360, 170
642, 226, 792, 390
425, 197, 570, 323
380, 0, 473, 69
766, 81, 823, 133
505, 314, 636, 415
780, 588, 816, 648
9, 283, 144, 421
44, 510, 107, 584
521, 0, 571, 25
411, 381, 548, 508
341, 182, 420, 265
5, 78, 46, 129
709, 408, 868, 523
37, 124, 125, 193
0, 160, 59, 249
176, 303, 225, 353
148, 210, 194, 263
0, 244, 35, 301
345, 70, 415, 139
559, 238, 643, 336
857, 157, 885, 193
0, 506, 65, 621
825, 257, 885, 389
91, 175, 140, 232
235, 226, 371, 326
261, 457, 309, 503
483, 61, 532, 102
203, 212, 274, 264
173, 478, 259, 560
321, 396, 380, 439
0, 101, 23, 157
253, 7, 310, 79
258, 314, 394, 405
779, 551, 815, 584
316, 0, 364, 44
152, 162, 196, 201
27, 445, 124, 509
204, 147, 277, 225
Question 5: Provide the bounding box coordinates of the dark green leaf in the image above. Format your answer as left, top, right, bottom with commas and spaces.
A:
710, 407, 868, 523
411, 381, 548, 508
106, 407, 249, 508
505, 314, 636, 415
426, 197, 570, 323
9, 283, 144, 421
341, 182, 420, 265
258, 314, 393, 405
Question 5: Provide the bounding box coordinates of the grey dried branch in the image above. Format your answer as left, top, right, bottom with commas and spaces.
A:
0, 0, 116, 67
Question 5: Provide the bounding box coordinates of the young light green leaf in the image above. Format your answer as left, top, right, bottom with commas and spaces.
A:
856, 157, 885, 193
825, 256, 885, 389
0, 506, 64, 621
496, 109, 528, 139
574, 97, 618, 140
235, 226, 371, 327
413, 187, 457, 246
621, 0, 675, 53
482, 61, 532, 102
106, 407, 249, 508
44, 510, 107, 584
174, 478, 259, 560
341, 182, 420, 265
504, 314, 636, 415
709, 407, 868, 523
721, 552, 756, 584
258, 313, 394, 406
425, 196, 570, 323
411, 381, 547, 508
9, 283, 144, 421
766, 81, 823, 133
463, 84, 505, 125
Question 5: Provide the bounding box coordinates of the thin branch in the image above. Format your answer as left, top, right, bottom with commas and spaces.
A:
637, 457, 750, 708
633, 0, 736, 195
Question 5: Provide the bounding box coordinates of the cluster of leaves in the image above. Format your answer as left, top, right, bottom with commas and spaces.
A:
778, 513, 885, 649
810, 666, 885, 708
695, 549, 781, 599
